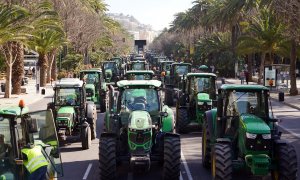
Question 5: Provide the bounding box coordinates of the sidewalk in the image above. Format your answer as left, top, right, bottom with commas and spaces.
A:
223, 78, 300, 110
0, 79, 54, 107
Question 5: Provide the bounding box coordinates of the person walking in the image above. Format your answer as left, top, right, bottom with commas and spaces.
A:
31, 67, 36, 79
245, 70, 249, 85
21, 144, 48, 180
240, 70, 245, 84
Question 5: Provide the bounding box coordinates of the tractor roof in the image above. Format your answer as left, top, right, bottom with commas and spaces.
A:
80, 69, 101, 73
221, 84, 269, 91
172, 62, 192, 66
0, 106, 29, 116
125, 70, 154, 75
187, 73, 217, 78
117, 80, 161, 88
54, 78, 83, 88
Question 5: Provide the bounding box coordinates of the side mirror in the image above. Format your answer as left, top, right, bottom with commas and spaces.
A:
160, 111, 168, 117
27, 118, 38, 133
217, 98, 223, 118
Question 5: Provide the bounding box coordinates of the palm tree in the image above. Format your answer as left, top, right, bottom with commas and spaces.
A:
0, 4, 30, 98
237, 8, 288, 84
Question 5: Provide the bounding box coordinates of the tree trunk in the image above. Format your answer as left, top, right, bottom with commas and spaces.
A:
258, 52, 266, 85
38, 53, 48, 87
12, 42, 24, 94
51, 55, 57, 81
3, 42, 13, 98
248, 54, 254, 81
289, 40, 298, 95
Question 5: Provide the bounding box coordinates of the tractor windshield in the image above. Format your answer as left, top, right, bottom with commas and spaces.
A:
83, 73, 99, 84
0, 117, 15, 179
174, 65, 189, 75
121, 88, 159, 112
103, 62, 116, 70
227, 91, 267, 117
132, 63, 144, 70
55, 88, 81, 106
195, 77, 216, 94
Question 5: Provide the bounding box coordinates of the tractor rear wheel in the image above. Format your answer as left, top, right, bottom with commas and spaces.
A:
211, 143, 232, 180
163, 135, 181, 180
202, 118, 211, 169
100, 91, 108, 113
271, 144, 297, 180
99, 137, 116, 180
164, 88, 174, 106
81, 126, 91, 150
176, 107, 189, 134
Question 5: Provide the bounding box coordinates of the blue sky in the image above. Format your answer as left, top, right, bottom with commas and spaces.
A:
104, 0, 194, 31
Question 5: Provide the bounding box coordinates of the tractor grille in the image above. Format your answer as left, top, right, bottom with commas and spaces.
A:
198, 104, 212, 112
245, 134, 271, 151
86, 89, 94, 97
129, 130, 151, 145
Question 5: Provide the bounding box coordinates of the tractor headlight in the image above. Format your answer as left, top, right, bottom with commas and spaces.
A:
246, 132, 257, 139
262, 134, 271, 139
198, 102, 204, 105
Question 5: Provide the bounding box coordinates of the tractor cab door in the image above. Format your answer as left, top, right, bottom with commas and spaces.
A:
24, 110, 64, 178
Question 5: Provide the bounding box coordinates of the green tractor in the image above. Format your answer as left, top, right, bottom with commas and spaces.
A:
0, 103, 63, 179
101, 61, 120, 84
47, 78, 97, 149
99, 80, 181, 179
163, 62, 192, 106
176, 73, 217, 133
202, 84, 297, 179
79, 69, 107, 112
124, 70, 154, 80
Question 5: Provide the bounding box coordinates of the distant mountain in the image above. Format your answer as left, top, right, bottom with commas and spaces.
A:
108, 13, 159, 42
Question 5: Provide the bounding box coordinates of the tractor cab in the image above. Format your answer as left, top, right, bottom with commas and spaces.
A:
0, 104, 63, 179
101, 61, 120, 83
80, 69, 107, 112
124, 70, 154, 80
48, 78, 96, 149
202, 84, 297, 179
127, 60, 148, 71
158, 60, 174, 76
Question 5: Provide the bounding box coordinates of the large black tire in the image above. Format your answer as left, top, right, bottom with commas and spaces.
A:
100, 91, 108, 113
211, 143, 232, 180
272, 144, 297, 180
86, 103, 97, 140
163, 135, 181, 180
99, 137, 116, 180
176, 107, 189, 134
164, 88, 174, 106
81, 126, 91, 150
202, 118, 211, 169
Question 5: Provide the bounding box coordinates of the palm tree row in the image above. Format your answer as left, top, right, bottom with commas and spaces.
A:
0, 0, 132, 98
151, 0, 300, 95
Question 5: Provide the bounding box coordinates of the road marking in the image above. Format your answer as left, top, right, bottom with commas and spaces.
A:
180, 172, 183, 180
181, 151, 193, 180
82, 163, 92, 180
278, 124, 300, 139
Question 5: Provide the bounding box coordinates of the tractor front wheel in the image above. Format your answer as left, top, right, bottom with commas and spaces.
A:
99, 137, 116, 180
81, 126, 91, 150
211, 143, 232, 180
202, 118, 211, 169
176, 107, 189, 134
163, 135, 181, 180
271, 144, 297, 180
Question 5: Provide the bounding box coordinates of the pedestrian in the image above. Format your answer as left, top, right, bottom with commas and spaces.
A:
245, 71, 249, 85
32, 67, 35, 79
240, 71, 245, 84
21, 144, 48, 180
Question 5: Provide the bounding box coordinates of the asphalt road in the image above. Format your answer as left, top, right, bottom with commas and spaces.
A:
29, 96, 300, 180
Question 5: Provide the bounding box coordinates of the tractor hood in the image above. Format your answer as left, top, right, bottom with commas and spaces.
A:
197, 93, 211, 102
240, 114, 270, 134
57, 106, 75, 115
85, 84, 95, 90
128, 111, 152, 130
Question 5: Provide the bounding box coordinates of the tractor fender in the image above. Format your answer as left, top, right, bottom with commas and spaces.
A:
216, 138, 231, 144
100, 132, 117, 138
81, 121, 90, 127
86, 102, 96, 120
204, 109, 217, 139
162, 105, 175, 132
